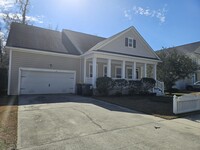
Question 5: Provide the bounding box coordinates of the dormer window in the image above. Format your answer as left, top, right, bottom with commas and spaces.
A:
125, 37, 136, 48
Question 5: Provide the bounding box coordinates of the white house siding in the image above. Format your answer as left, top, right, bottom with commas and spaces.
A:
100, 29, 158, 60
9, 50, 80, 95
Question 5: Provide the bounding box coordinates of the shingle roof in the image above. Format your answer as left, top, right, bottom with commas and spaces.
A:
6, 22, 161, 61
6, 22, 105, 55
63, 29, 105, 54
6, 22, 74, 54
157, 41, 200, 55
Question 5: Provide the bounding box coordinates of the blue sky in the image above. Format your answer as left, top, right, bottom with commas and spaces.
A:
2, 0, 200, 50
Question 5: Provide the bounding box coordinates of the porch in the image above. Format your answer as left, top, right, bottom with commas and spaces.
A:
83, 54, 157, 86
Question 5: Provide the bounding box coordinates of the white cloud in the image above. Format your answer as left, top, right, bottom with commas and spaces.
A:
3, 13, 44, 24
124, 10, 132, 20
0, 1, 44, 46
124, 5, 167, 23
0, 0, 44, 24
28, 15, 44, 24
0, 0, 15, 11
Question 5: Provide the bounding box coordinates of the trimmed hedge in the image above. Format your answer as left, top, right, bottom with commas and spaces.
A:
96, 77, 156, 96
96, 77, 114, 96
141, 78, 156, 93
112, 79, 128, 96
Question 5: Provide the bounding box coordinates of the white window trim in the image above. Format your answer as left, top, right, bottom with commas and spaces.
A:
115, 66, 122, 78
128, 37, 133, 48
89, 63, 98, 78
126, 66, 132, 79
103, 65, 107, 77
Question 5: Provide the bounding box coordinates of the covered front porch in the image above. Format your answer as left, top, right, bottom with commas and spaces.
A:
83, 53, 158, 87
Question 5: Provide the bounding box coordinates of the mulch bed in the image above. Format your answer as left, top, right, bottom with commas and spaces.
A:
0, 96, 18, 150
95, 95, 200, 119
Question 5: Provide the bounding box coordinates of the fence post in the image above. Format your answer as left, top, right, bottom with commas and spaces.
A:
173, 95, 177, 114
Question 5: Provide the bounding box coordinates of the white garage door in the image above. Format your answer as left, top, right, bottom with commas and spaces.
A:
19, 68, 76, 95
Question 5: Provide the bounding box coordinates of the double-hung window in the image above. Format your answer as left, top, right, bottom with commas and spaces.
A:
126, 67, 132, 79
115, 66, 122, 78
103, 65, 107, 77
125, 37, 136, 48
89, 63, 98, 78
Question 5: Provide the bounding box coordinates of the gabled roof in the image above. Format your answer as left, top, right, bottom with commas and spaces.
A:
157, 41, 200, 55
89, 26, 160, 60
6, 22, 73, 54
6, 22, 106, 55
6, 22, 160, 61
63, 29, 105, 54
88, 27, 132, 51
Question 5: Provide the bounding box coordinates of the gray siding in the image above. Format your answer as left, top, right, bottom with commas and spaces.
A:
10, 50, 80, 95
100, 29, 158, 59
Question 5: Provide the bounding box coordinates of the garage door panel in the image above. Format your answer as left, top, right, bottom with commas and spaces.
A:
20, 69, 75, 95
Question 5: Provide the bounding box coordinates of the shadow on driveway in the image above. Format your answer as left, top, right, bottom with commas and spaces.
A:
18, 94, 137, 114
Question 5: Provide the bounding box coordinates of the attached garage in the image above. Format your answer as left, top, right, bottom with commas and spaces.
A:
18, 68, 76, 95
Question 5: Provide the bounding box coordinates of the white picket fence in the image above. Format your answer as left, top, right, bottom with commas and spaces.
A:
173, 94, 200, 114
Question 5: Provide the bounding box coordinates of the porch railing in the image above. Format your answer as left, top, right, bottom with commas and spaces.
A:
155, 80, 165, 94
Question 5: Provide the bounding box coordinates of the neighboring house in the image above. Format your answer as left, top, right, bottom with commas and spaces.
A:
157, 41, 200, 90
6, 22, 161, 95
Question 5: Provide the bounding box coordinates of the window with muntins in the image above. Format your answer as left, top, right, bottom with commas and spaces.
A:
125, 37, 136, 48
126, 67, 132, 79
89, 63, 98, 78
103, 65, 107, 77
115, 66, 122, 78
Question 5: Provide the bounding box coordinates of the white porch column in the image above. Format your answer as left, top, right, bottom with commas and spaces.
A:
153, 64, 157, 80
143, 63, 147, 78
122, 60, 125, 79
92, 57, 97, 87
83, 58, 87, 83
132, 62, 136, 80
107, 59, 111, 77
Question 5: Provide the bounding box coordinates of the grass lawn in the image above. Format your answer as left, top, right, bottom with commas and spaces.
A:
0, 96, 18, 150
95, 95, 200, 119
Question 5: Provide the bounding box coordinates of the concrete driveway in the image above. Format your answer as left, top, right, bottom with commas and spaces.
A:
18, 95, 200, 150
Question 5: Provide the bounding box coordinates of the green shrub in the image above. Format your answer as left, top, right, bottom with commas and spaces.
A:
113, 79, 128, 87
128, 80, 142, 95
96, 77, 114, 96
141, 78, 156, 93
113, 79, 128, 94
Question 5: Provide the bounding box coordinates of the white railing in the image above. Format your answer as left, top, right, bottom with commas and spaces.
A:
173, 94, 200, 114
155, 80, 165, 94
